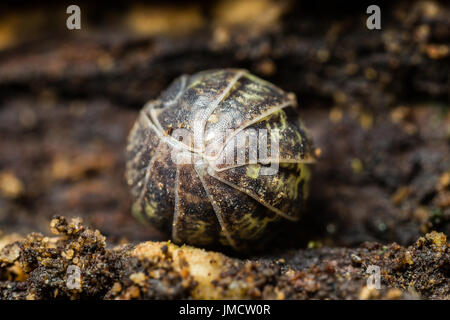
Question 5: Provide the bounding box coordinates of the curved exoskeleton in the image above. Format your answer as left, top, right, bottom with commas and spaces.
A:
126, 69, 315, 251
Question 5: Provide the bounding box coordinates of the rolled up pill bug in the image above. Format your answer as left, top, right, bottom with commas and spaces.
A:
126, 69, 315, 251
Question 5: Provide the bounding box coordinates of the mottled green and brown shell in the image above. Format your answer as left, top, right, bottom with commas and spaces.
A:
126, 69, 315, 251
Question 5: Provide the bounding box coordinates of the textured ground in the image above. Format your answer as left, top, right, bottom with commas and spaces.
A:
0, 217, 448, 299
0, 0, 449, 299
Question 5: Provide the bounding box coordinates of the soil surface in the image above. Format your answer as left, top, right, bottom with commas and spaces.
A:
0, 0, 449, 299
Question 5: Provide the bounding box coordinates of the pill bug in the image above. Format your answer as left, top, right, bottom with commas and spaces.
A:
126, 69, 315, 251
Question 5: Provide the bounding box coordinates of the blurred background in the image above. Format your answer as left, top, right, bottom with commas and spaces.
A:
0, 0, 448, 249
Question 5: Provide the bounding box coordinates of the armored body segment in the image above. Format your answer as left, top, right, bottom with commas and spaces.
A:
154, 70, 244, 148
173, 162, 222, 246
126, 112, 161, 199
198, 164, 281, 250
129, 142, 177, 233
126, 69, 315, 251
203, 73, 293, 149
210, 163, 310, 221
212, 108, 315, 170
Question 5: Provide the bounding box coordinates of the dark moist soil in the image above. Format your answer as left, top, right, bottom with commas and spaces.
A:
0, 216, 448, 299
0, 0, 449, 299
